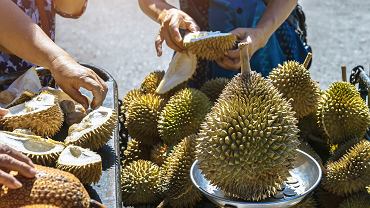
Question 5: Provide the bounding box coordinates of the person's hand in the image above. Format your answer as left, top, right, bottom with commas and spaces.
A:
156, 8, 199, 56
50, 55, 108, 109
0, 107, 9, 117
0, 144, 36, 189
216, 28, 267, 71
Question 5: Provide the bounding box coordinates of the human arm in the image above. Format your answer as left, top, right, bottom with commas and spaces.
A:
138, 0, 199, 56
217, 0, 298, 70
53, 0, 88, 18
0, 0, 107, 109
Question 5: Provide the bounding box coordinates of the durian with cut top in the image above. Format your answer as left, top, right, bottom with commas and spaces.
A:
56, 145, 102, 184
0, 131, 65, 166
200, 77, 230, 102
65, 106, 117, 150
0, 93, 63, 137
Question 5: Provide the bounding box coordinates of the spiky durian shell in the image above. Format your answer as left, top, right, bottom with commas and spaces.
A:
65, 107, 118, 151
317, 82, 370, 144
197, 72, 300, 201
200, 77, 230, 102
121, 89, 143, 113
140, 70, 165, 94
0, 94, 63, 137
56, 145, 102, 184
322, 140, 370, 196
160, 135, 202, 208
125, 93, 165, 145
269, 61, 321, 119
292, 196, 318, 208
315, 186, 345, 208
158, 88, 211, 146
122, 139, 150, 166
338, 192, 370, 208
150, 143, 170, 166
0, 165, 90, 208
121, 160, 162, 206
328, 137, 364, 162
183, 32, 236, 60
26, 139, 64, 167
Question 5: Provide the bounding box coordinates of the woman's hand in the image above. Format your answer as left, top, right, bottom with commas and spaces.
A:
50, 55, 108, 109
156, 8, 199, 56
0, 144, 36, 189
216, 28, 267, 71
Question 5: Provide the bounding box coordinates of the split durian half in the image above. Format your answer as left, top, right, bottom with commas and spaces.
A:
65, 106, 117, 151
0, 131, 65, 166
0, 93, 63, 137
56, 145, 102, 184
6, 90, 36, 108
183, 31, 237, 60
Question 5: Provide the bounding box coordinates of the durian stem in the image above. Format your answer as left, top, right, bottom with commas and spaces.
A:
303, 52, 312, 69
341, 65, 347, 82
238, 42, 251, 75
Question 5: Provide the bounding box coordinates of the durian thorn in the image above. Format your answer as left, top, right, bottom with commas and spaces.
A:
303, 52, 312, 69
156, 200, 167, 208
238, 41, 251, 75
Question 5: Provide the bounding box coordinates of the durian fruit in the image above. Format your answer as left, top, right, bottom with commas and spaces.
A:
197, 70, 300, 200
317, 82, 370, 144
65, 106, 117, 150
158, 88, 211, 145
140, 70, 165, 94
0, 131, 65, 166
292, 196, 318, 208
322, 140, 370, 196
125, 93, 165, 145
315, 186, 345, 208
0, 165, 94, 208
56, 145, 102, 184
121, 89, 143, 113
0, 93, 64, 137
160, 135, 202, 208
338, 192, 370, 208
150, 143, 170, 166
6, 90, 36, 108
121, 160, 162, 206
183, 31, 237, 60
329, 137, 364, 162
122, 139, 150, 166
200, 77, 230, 102
269, 60, 321, 119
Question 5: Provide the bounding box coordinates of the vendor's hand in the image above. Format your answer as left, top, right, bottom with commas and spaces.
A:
156, 8, 199, 56
216, 28, 267, 71
50, 55, 108, 109
0, 144, 36, 189
0, 108, 9, 117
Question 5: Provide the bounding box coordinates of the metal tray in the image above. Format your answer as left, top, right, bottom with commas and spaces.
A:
34, 64, 122, 208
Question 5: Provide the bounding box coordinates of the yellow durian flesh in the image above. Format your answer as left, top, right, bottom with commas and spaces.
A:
56, 145, 102, 184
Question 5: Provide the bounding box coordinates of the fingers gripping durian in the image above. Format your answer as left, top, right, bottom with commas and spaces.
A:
0, 93, 63, 137
183, 31, 237, 60
56, 145, 102, 184
0, 131, 65, 166
200, 77, 230, 102
322, 140, 370, 196
317, 82, 370, 144
65, 106, 117, 150
197, 43, 300, 201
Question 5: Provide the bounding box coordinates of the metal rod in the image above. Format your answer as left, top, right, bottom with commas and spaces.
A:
341, 65, 347, 82
368, 65, 370, 107
238, 42, 251, 75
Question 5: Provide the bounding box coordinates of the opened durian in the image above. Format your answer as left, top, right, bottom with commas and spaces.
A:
121, 160, 162, 206
197, 43, 300, 201
121, 89, 143, 113
200, 77, 230, 102
322, 140, 370, 196
160, 135, 202, 208
7, 90, 36, 108
65, 106, 117, 150
0, 165, 100, 208
0, 93, 63, 137
292, 196, 317, 208
141, 70, 165, 94
125, 93, 164, 145
317, 82, 370, 144
183, 31, 237, 60
0, 131, 64, 166
122, 139, 150, 166
158, 88, 211, 145
56, 145, 102, 184
269, 57, 321, 119
338, 192, 370, 208
150, 143, 170, 166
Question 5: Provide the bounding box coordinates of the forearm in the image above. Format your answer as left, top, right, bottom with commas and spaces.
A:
0, 0, 69, 70
138, 0, 175, 23
53, 0, 88, 18
258, 0, 297, 41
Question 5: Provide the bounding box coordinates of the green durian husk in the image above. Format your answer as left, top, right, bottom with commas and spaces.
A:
140, 70, 165, 94
121, 89, 143, 114
200, 77, 230, 103
122, 138, 150, 166
338, 192, 370, 208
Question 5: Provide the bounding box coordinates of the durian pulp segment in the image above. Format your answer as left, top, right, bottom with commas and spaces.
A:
155, 52, 197, 94
5, 93, 55, 116
58, 145, 101, 166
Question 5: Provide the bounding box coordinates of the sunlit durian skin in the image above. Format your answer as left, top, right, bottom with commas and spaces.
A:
322, 140, 370, 196
121, 89, 143, 113
338, 192, 370, 208
197, 72, 300, 201
140, 70, 165, 94
200, 77, 230, 103
122, 139, 150, 166
317, 82, 370, 144
158, 88, 211, 146
121, 160, 163, 206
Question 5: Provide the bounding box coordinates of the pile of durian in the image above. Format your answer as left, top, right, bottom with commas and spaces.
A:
121, 52, 370, 207
0, 88, 118, 191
